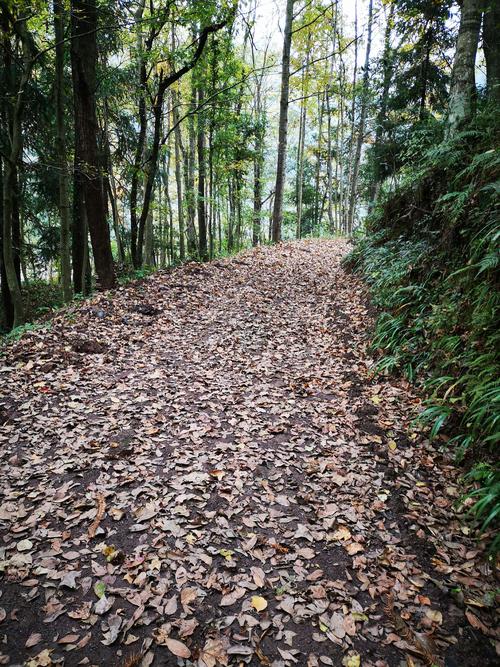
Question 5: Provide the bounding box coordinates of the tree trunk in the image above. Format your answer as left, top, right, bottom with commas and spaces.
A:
483, 0, 500, 105
129, 0, 146, 267
172, 86, 186, 261
418, 25, 432, 121
228, 176, 235, 252
446, 0, 482, 136
1, 13, 32, 328
325, 40, 335, 234
253, 137, 263, 246
368, 1, 395, 210
271, 0, 294, 243
104, 106, 125, 266
345, 0, 358, 233
164, 150, 174, 265
71, 0, 115, 289
72, 168, 87, 293
143, 173, 154, 266
208, 126, 214, 259
53, 0, 72, 302
0, 158, 13, 330
313, 92, 324, 233
197, 86, 208, 261
296, 46, 309, 240
338, 57, 347, 234
186, 84, 198, 255
347, 0, 373, 235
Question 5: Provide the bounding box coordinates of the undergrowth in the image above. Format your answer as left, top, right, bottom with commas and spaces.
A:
346, 106, 500, 553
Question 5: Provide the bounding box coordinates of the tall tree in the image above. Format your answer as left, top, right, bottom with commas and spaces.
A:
271, 0, 294, 243
0, 3, 35, 327
197, 84, 208, 261
295, 40, 310, 240
368, 1, 395, 209
347, 0, 373, 234
446, 0, 482, 136
172, 84, 186, 261
71, 0, 116, 290
129, 0, 148, 268
53, 0, 72, 302
483, 0, 500, 105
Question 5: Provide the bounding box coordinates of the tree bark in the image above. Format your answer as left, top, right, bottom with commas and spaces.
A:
103, 102, 125, 266
483, 0, 500, 105
344, 0, 358, 233
71, 0, 115, 289
172, 86, 186, 261
446, 0, 482, 136
186, 83, 198, 255
418, 25, 433, 121
253, 115, 265, 246
53, 0, 72, 302
313, 91, 324, 233
0, 158, 13, 330
197, 85, 208, 260
1, 10, 32, 328
296, 44, 310, 240
129, 0, 147, 267
368, 1, 395, 211
271, 0, 294, 243
347, 0, 373, 235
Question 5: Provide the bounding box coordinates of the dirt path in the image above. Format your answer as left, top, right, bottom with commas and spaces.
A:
0, 240, 497, 667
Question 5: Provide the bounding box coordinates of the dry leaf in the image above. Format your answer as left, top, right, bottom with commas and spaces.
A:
251, 596, 268, 612
163, 638, 191, 658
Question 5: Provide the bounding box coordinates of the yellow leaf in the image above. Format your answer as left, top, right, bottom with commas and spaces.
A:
102, 545, 115, 558
251, 595, 268, 612
371, 395, 381, 405
387, 439, 397, 451
342, 653, 361, 667
218, 549, 233, 561
351, 612, 368, 622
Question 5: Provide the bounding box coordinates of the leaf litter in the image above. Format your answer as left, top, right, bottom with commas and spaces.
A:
0, 240, 498, 666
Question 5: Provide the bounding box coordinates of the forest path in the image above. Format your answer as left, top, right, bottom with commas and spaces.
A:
1, 240, 497, 667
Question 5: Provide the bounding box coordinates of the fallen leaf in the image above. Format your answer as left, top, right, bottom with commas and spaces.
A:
251, 596, 268, 612
220, 587, 245, 606
164, 638, 191, 658
25, 633, 42, 648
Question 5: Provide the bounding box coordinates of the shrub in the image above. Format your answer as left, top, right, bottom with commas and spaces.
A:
345, 107, 500, 552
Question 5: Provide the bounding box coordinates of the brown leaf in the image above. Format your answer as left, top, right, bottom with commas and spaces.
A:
88, 493, 105, 538
164, 638, 191, 658
25, 633, 42, 648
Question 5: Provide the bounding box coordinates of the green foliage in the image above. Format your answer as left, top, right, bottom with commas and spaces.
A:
463, 464, 500, 554
346, 106, 500, 551
23, 280, 65, 323
2, 321, 48, 344
117, 265, 157, 286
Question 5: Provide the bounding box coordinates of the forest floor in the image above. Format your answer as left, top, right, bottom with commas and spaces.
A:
0, 239, 498, 667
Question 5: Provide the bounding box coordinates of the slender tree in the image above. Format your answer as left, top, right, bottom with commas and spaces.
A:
197, 84, 208, 261
483, 0, 500, 105
347, 0, 373, 234
172, 84, 186, 261
271, 0, 294, 243
446, 0, 482, 136
368, 1, 395, 209
0, 4, 35, 327
53, 0, 72, 302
